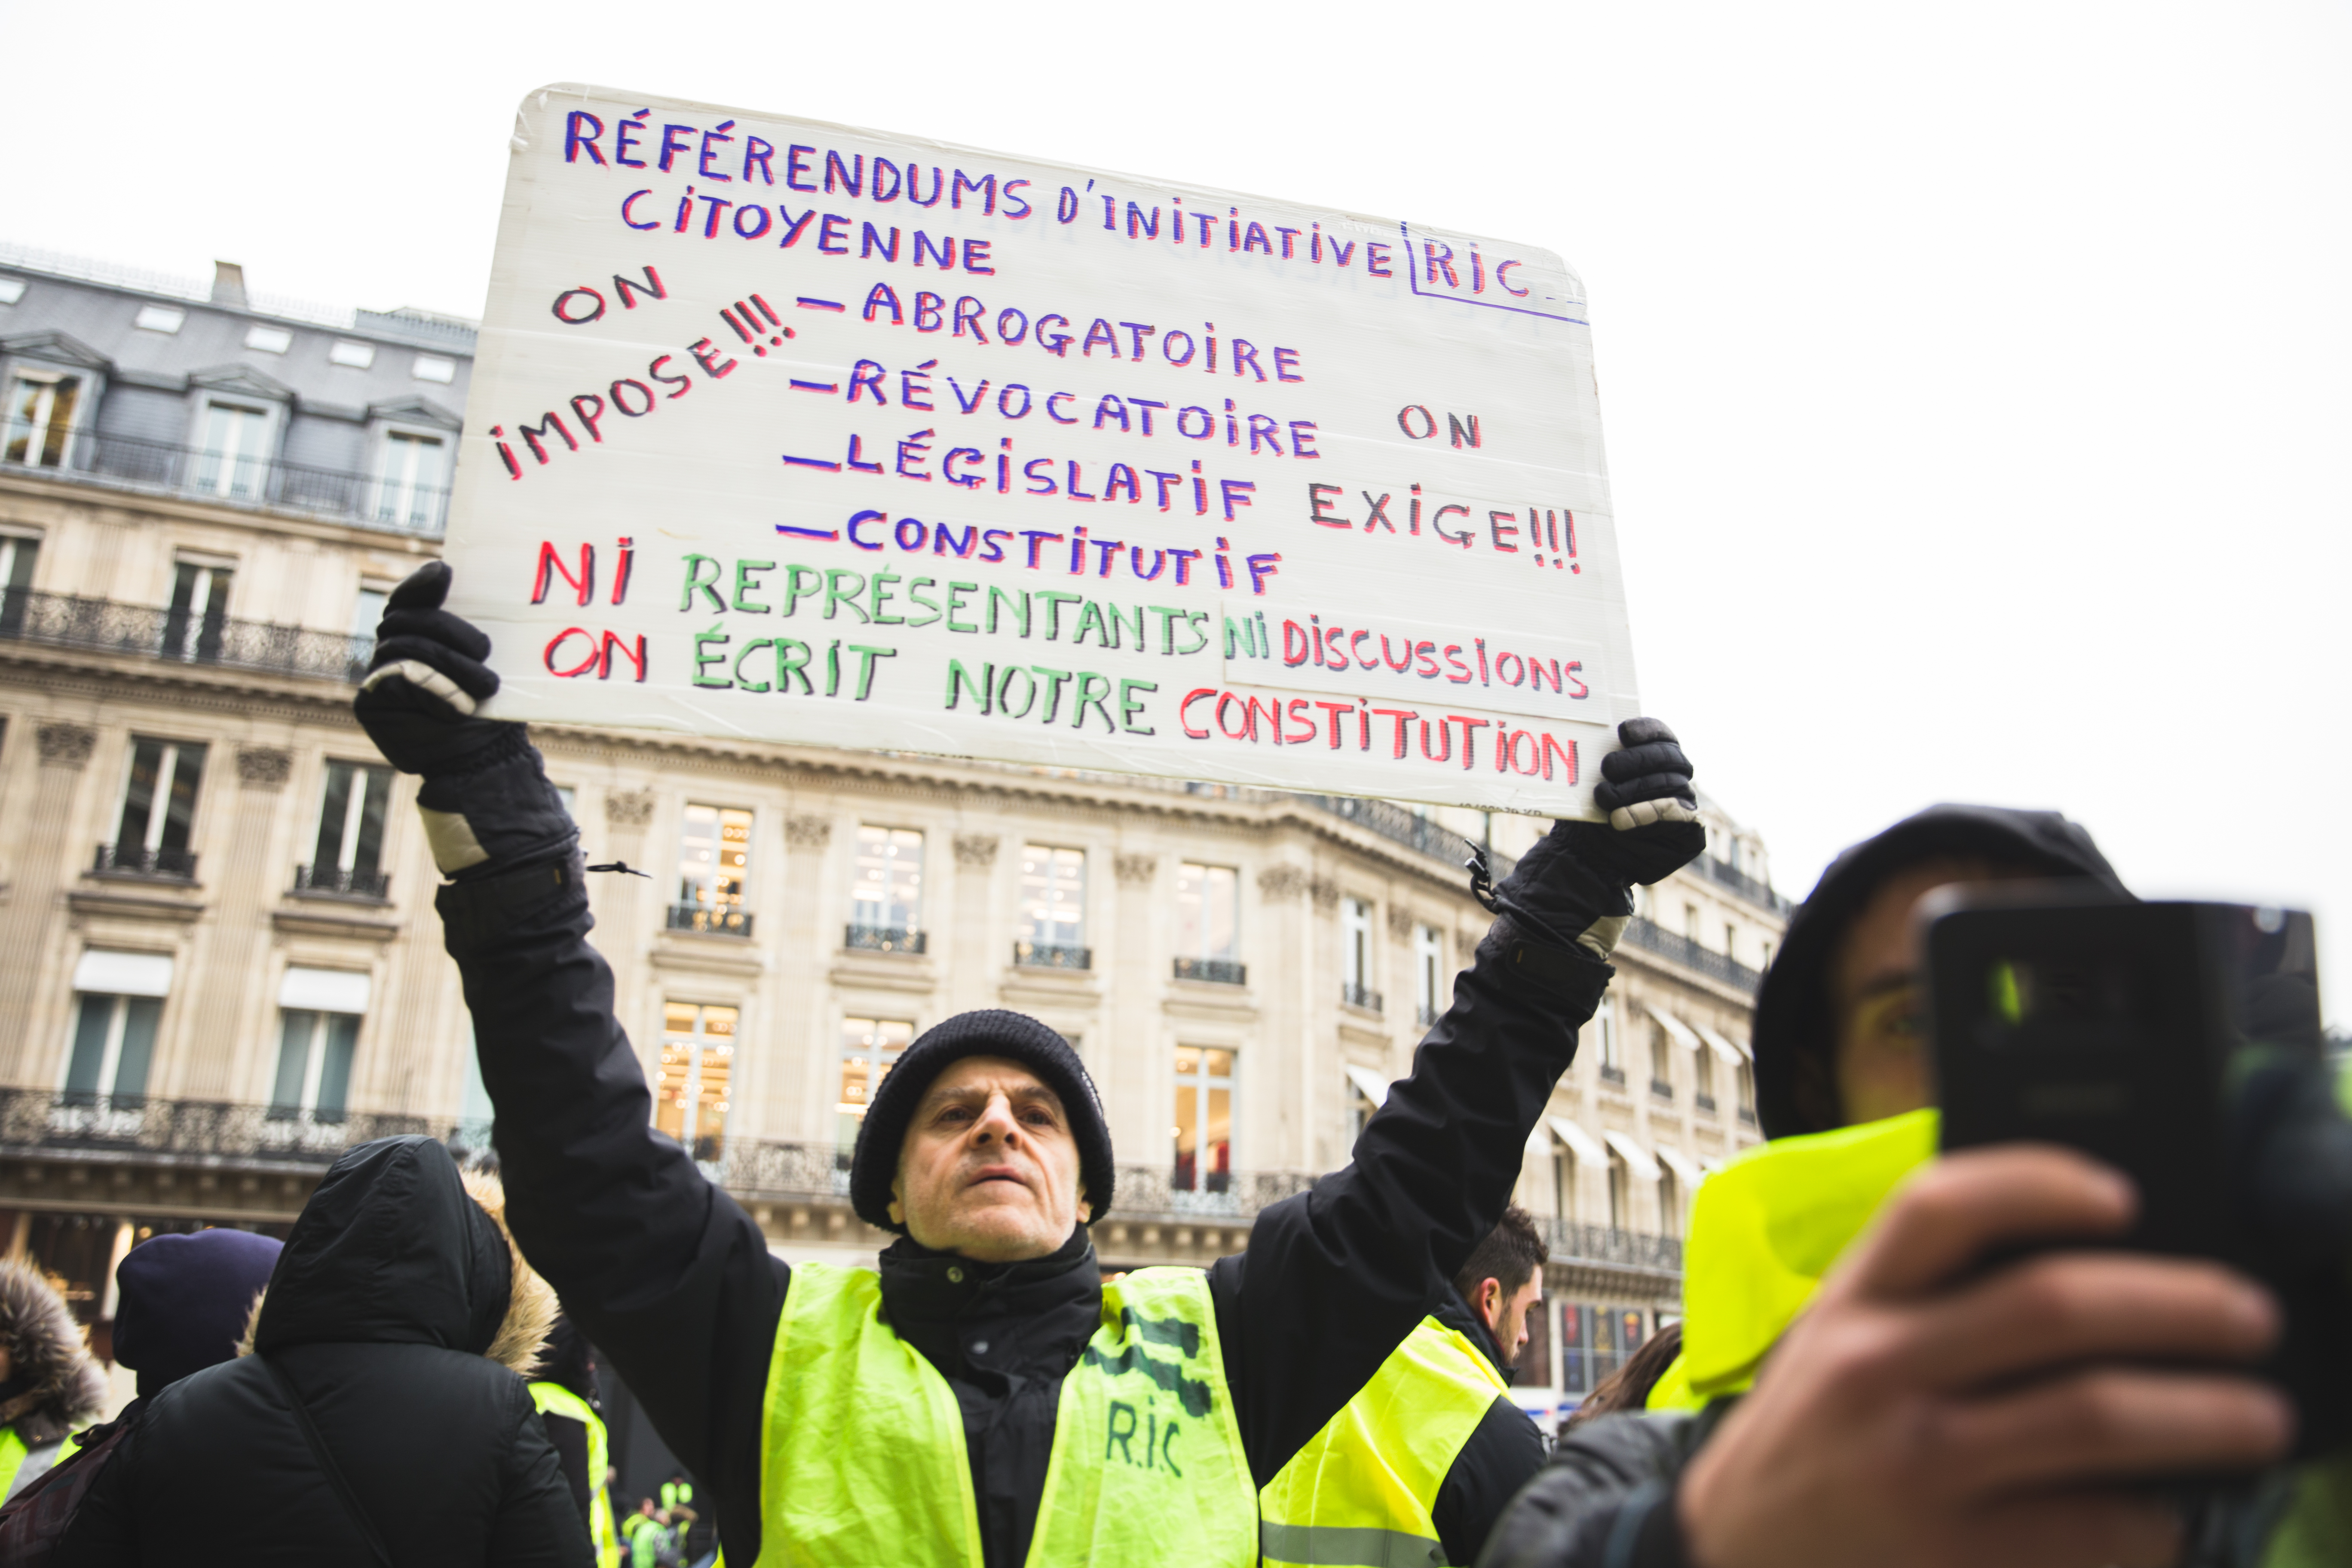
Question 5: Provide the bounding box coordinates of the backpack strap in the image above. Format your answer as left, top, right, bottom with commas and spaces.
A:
260, 1356, 394, 1568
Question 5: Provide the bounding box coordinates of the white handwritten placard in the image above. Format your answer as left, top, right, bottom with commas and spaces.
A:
445, 84, 1641, 814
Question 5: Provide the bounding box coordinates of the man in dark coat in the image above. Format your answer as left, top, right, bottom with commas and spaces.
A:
60, 1136, 591, 1567
348, 561, 1711, 1568
1479, 806, 2297, 1568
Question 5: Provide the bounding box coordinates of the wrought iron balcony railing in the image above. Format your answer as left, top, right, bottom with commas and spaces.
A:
845, 923, 925, 955
1, 427, 450, 538
1173, 956, 1246, 985
1599, 1064, 1627, 1086
1417, 1003, 1440, 1027
1538, 1217, 1684, 1275
92, 842, 197, 881
1014, 941, 1091, 971
1694, 1092, 1717, 1113
668, 902, 753, 937
0, 1088, 467, 1167
1299, 795, 1517, 881
0, 588, 373, 685
1341, 981, 1383, 1014
1620, 917, 1764, 995
1696, 854, 1792, 915
1737, 1105, 1758, 1126
1650, 1078, 1675, 1102
292, 863, 389, 899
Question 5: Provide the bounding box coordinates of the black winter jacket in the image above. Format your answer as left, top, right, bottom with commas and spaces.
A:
437, 849, 1612, 1568
1427, 1286, 1547, 1567
1478, 805, 2131, 1568
60, 1137, 591, 1568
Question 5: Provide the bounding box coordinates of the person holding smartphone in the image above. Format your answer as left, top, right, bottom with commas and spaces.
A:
1479, 805, 2301, 1568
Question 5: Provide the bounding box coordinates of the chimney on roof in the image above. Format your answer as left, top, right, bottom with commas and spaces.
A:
211, 261, 248, 309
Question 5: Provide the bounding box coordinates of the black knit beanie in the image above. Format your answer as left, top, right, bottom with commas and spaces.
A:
848, 1008, 1115, 1233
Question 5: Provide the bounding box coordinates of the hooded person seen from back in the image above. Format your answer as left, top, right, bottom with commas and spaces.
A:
110, 1229, 282, 1403
58, 1136, 590, 1568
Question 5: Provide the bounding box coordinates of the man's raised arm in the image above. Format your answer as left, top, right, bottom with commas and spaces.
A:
1213, 721, 1707, 1482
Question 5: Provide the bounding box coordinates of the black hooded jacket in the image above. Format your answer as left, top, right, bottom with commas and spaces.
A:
1478, 805, 2130, 1568
61, 1137, 591, 1568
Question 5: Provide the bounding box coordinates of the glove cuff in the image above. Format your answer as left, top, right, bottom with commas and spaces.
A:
413, 741, 576, 877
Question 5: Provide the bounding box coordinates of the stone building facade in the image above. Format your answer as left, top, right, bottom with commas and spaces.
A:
0, 245, 1782, 1415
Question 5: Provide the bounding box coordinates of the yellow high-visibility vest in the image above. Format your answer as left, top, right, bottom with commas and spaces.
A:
1258, 1315, 1510, 1568
531, 1380, 622, 1568
0, 1428, 27, 1501
756, 1261, 1255, 1567
1647, 1109, 1938, 1412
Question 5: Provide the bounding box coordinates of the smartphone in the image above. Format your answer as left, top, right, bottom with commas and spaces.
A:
1925, 892, 2315, 1259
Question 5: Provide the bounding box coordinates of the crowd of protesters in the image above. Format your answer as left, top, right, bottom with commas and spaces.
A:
0, 560, 2334, 1566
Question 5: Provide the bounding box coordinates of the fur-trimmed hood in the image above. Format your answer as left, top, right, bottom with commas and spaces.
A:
0, 1260, 107, 1445
239, 1138, 554, 1377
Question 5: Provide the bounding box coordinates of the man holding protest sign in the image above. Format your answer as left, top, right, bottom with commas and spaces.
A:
355, 559, 1706, 1568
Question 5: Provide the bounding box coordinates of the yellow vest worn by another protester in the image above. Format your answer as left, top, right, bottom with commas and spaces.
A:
1258, 1314, 1511, 1568
756, 1261, 1255, 1568
1646, 1109, 1938, 1412
531, 1380, 623, 1568
0, 1427, 29, 1501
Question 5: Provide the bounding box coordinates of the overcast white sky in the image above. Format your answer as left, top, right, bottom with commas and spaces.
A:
7, 0, 2347, 1019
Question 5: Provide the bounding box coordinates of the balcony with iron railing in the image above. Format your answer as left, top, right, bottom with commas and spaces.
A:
1, 426, 450, 538
668, 902, 753, 937
1695, 853, 1792, 915
292, 864, 389, 900
1417, 1003, 1440, 1027
1620, 917, 1764, 995
1173, 956, 1246, 985
845, 924, 925, 955
0, 1087, 474, 1167
1014, 941, 1090, 971
0, 588, 372, 685
1341, 981, 1383, 1014
1539, 1218, 1684, 1276
1299, 795, 1517, 881
91, 842, 197, 881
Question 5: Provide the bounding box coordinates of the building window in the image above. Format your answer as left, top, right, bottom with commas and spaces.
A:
1594, 997, 1624, 1084
1562, 1303, 1648, 1398
63, 994, 161, 1108
328, 340, 375, 369
1659, 1167, 1682, 1238
1694, 1040, 1716, 1109
133, 305, 184, 334
1760, 941, 1773, 972
301, 761, 392, 897
377, 431, 446, 528
193, 404, 270, 499
1414, 924, 1443, 1026
657, 1002, 737, 1161
1684, 902, 1701, 943
1348, 1073, 1378, 1145
244, 325, 292, 355
836, 1017, 914, 1163
0, 532, 38, 635
1607, 1153, 1629, 1230
673, 805, 753, 935
1341, 899, 1380, 1012
1017, 845, 1087, 965
164, 559, 233, 662
4, 372, 78, 468
1736, 1061, 1758, 1125
850, 826, 925, 950
1173, 863, 1241, 983
104, 738, 205, 878
412, 354, 456, 384
269, 967, 371, 1121
1552, 1147, 1575, 1223
1173, 1045, 1234, 1192
1725, 923, 1738, 962
1650, 1023, 1675, 1100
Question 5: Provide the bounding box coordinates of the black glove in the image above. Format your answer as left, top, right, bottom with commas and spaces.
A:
354, 563, 574, 877
1488, 717, 1704, 962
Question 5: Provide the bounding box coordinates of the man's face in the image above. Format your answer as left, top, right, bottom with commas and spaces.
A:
889, 1055, 1086, 1262
1473, 1274, 1546, 1369
1830, 859, 2030, 1125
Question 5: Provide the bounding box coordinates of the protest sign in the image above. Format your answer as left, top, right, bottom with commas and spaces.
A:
445, 84, 1641, 814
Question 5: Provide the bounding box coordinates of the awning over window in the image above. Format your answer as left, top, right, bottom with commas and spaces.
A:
72, 949, 173, 998
1655, 1144, 1706, 1187
1547, 1115, 1608, 1168
279, 966, 371, 1015
1343, 1063, 1392, 1110
1602, 1127, 1662, 1183
1646, 1005, 1702, 1054
1694, 1023, 1749, 1067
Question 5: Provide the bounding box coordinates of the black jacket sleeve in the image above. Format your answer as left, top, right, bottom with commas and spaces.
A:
1475, 1410, 1703, 1568
542, 1412, 594, 1522
1433, 1395, 1549, 1567
1210, 919, 1610, 1485
493, 1391, 600, 1568
437, 854, 784, 1567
